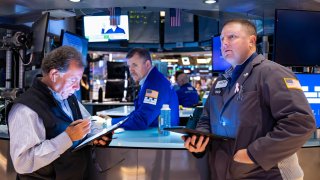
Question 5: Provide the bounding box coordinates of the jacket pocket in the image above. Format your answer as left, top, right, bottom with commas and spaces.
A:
229, 159, 259, 179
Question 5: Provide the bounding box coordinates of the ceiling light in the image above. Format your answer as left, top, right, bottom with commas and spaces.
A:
203, 0, 217, 4
160, 59, 179, 62
69, 0, 81, 2
160, 11, 165, 17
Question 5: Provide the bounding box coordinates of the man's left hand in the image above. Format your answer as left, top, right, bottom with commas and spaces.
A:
233, 149, 254, 164
93, 132, 113, 146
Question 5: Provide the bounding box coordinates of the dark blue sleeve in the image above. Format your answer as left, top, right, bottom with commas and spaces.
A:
112, 82, 164, 130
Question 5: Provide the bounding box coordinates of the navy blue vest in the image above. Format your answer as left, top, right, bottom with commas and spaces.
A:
13, 78, 90, 180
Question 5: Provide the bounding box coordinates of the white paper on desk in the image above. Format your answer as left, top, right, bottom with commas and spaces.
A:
72, 117, 128, 152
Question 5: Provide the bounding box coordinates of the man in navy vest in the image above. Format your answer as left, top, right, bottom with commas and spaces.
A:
8, 46, 111, 179
107, 48, 179, 130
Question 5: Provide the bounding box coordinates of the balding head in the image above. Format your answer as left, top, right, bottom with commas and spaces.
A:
177, 73, 189, 86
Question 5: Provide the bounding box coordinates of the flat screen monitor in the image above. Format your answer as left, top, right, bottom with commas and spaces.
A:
274, 9, 320, 66
295, 74, 320, 128
61, 31, 89, 67
24, 69, 41, 89
32, 12, 49, 53
212, 35, 231, 72
83, 15, 129, 42
105, 80, 125, 100
107, 61, 127, 79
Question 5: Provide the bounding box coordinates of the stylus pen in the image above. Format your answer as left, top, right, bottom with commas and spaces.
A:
69, 121, 82, 127
69, 119, 91, 127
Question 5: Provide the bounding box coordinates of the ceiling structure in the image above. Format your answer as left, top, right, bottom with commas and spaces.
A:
1, 0, 320, 22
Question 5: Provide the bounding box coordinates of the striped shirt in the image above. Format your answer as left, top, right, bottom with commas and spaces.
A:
9, 100, 90, 174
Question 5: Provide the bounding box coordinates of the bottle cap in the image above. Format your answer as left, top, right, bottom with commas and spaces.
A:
162, 104, 170, 109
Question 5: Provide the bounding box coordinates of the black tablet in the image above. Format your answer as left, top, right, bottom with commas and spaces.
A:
72, 117, 128, 152
164, 126, 234, 141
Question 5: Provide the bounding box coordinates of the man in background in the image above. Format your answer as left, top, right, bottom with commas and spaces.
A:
175, 72, 199, 107
8, 46, 111, 179
106, 48, 179, 130
101, 25, 125, 34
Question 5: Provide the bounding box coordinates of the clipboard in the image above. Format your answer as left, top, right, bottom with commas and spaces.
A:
72, 117, 128, 152
164, 126, 234, 141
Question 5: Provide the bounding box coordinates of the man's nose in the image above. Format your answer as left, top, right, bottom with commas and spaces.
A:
129, 67, 135, 74
74, 82, 80, 91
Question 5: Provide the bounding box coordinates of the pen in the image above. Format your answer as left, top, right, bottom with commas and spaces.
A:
69, 121, 82, 127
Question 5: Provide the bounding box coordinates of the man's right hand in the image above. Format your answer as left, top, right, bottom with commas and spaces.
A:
65, 119, 91, 141
182, 135, 210, 153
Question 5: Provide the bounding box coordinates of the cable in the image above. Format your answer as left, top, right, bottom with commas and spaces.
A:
12, 48, 33, 66
13, 51, 17, 88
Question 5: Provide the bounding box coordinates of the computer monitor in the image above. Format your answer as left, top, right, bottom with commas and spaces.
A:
61, 31, 89, 67
295, 73, 320, 128
24, 69, 42, 89
105, 80, 125, 100
274, 9, 320, 66
32, 12, 49, 53
83, 15, 129, 42
212, 35, 231, 72
107, 61, 127, 79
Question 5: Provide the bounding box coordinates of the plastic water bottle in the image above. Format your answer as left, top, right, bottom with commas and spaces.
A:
158, 104, 171, 136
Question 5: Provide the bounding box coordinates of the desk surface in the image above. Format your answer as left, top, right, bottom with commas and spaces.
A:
0, 125, 319, 148
96, 105, 194, 118
82, 101, 134, 106
109, 128, 320, 149
110, 128, 185, 149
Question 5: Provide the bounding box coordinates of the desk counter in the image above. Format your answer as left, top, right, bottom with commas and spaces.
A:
0, 127, 319, 180
96, 105, 194, 118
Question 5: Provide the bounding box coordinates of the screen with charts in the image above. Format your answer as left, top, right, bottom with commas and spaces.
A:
212, 35, 231, 72
61, 31, 88, 67
295, 74, 320, 128
83, 15, 129, 42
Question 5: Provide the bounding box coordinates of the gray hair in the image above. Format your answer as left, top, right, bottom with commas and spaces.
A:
126, 48, 152, 64
178, 73, 190, 84
41, 46, 84, 75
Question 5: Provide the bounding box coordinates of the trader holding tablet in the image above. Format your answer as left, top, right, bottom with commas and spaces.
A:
183, 19, 315, 180
8, 46, 111, 180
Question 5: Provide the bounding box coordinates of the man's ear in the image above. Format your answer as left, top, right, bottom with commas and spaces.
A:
249, 35, 257, 46
145, 60, 152, 69
49, 69, 59, 83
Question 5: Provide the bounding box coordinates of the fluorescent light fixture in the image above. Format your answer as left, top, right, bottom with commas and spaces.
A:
182, 57, 190, 65
197, 58, 211, 64
203, 0, 217, 4
160, 59, 179, 62
160, 11, 166, 17
69, 0, 81, 2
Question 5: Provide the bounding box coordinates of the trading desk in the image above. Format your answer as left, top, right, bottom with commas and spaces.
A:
96, 105, 194, 118
1, 126, 320, 180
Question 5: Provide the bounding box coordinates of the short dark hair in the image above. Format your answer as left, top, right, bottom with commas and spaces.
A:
223, 19, 257, 37
41, 46, 84, 75
175, 70, 183, 80
126, 48, 152, 64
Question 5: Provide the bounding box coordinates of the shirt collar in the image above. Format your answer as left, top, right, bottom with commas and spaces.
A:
139, 66, 154, 87
48, 88, 64, 102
